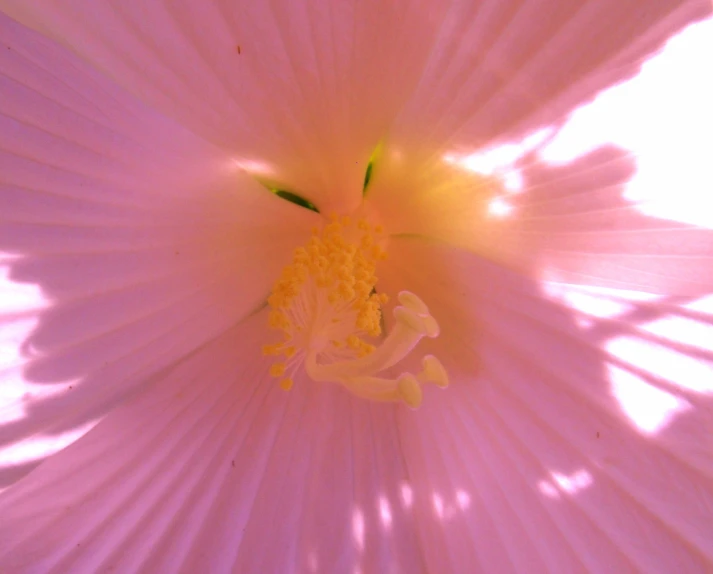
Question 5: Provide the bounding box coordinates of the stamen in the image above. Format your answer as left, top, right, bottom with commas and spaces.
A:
263, 215, 447, 407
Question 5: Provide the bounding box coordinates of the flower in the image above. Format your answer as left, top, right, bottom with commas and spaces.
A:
1, 1, 713, 572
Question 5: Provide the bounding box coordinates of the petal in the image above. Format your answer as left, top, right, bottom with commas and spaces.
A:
0, 12, 317, 487
0, 312, 425, 573
381, 238, 713, 571
522, 14, 713, 294
368, 0, 713, 271
388, 0, 712, 154
0, 0, 449, 213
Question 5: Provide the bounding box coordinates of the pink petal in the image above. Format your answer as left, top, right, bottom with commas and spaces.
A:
0, 12, 316, 487
1, 0, 450, 212
388, 0, 712, 155
521, 13, 713, 294
382, 238, 713, 571
371, 4, 713, 296
2, 2, 713, 572
0, 312, 422, 573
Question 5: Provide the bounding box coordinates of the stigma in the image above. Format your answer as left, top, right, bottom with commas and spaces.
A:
263, 214, 448, 408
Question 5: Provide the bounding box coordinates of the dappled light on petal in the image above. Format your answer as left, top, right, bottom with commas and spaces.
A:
513, 14, 713, 294
607, 365, 693, 435
540, 16, 713, 230
386, 239, 713, 570
538, 468, 594, 499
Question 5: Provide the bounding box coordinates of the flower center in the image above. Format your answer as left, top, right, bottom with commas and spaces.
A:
263, 214, 448, 407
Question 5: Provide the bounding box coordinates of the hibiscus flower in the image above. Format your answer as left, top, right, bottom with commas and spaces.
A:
1, 1, 712, 572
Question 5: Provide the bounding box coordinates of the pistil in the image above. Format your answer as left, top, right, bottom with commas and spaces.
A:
263, 214, 447, 407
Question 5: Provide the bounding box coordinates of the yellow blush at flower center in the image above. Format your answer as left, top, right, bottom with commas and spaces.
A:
263, 214, 448, 407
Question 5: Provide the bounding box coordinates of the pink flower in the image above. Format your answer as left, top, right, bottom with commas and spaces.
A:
1, 1, 713, 572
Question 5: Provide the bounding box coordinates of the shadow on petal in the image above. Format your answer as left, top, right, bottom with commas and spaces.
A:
0, 12, 317, 487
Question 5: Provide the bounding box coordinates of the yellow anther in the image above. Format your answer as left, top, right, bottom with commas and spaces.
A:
262, 343, 282, 356
270, 363, 287, 377
279, 378, 294, 391
268, 310, 289, 329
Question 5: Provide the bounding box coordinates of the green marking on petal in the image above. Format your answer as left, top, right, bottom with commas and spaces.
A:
273, 189, 319, 212
362, 142, 384, 195
247, 172, 320, 212
363, 162, 374, 191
